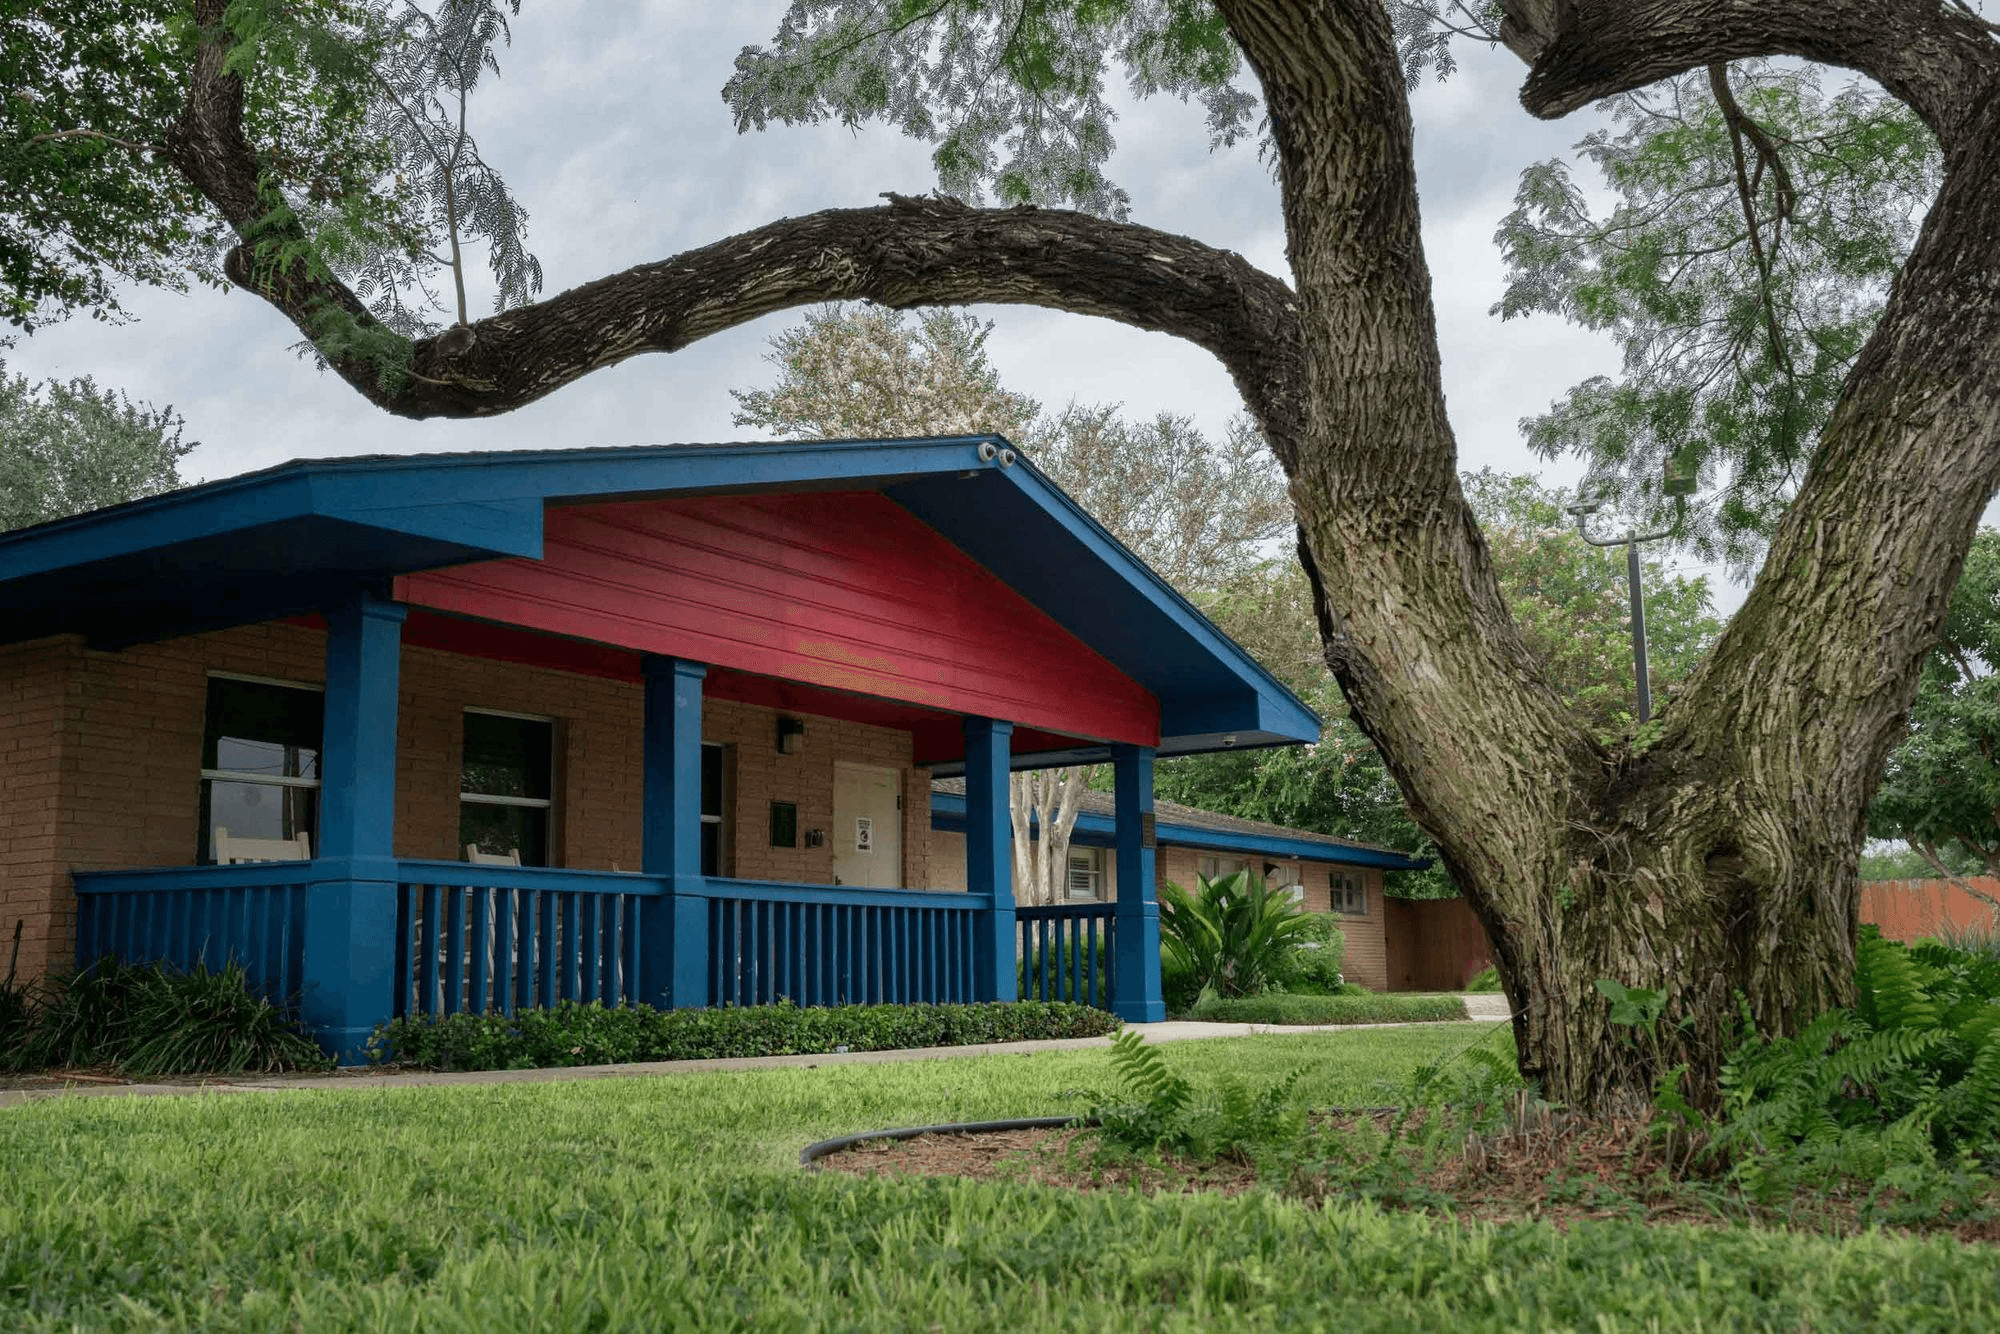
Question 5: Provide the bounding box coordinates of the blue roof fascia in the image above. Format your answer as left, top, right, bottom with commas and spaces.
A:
0, 437, 1023, 585
928, 792, 1427, 871
885, 455, 1319, 748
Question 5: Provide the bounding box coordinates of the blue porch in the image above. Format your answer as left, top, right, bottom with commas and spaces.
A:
68, 609, 1166, 1059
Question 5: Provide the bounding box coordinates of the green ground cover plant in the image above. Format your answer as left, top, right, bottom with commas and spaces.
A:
4, 1026, 1995, 1331
1465, 965, 1504, 992
370, 998, 1120, 1070
1267, 912, 1346, 994
2, 956, 328, 1077
1187, 991, 1468, 1026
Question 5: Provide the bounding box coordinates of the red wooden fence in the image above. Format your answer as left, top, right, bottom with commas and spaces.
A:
1860, 878, 2000, 943
1384, 896, 1492, 992
1384, 879, 2000, 993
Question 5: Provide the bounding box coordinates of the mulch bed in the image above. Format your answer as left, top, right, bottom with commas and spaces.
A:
814, 1110, 2000, 1245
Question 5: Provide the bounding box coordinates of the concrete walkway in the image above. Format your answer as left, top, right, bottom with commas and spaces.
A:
0, 998, 1510, 1108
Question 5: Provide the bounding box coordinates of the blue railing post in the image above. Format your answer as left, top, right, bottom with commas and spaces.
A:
963, 715, 1016, 1002
642, 655, 708, 1008
303, 587, 406, 1061
1111, 743, 1165, 1022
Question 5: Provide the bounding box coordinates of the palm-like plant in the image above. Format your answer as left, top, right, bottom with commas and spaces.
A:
1158, 870, 1315, 999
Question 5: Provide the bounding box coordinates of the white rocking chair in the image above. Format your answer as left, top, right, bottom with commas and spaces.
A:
213, 827, 312, 864
465, 843, 523, 867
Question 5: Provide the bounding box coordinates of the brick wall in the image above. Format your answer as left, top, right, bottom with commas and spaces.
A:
0, 636, 84, 981
1, 621, 938, 983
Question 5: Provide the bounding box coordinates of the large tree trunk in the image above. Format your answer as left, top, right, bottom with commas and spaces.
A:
1225, 0, 2000, 1109
164, 0, 2000, 1110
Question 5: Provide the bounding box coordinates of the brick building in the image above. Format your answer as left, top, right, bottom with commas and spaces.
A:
0, 438, 1335, 1057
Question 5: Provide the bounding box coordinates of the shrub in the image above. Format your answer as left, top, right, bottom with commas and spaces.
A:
0, 921, 29, 1060
5, 956, 329, 1077
1465, 966, 1503, 993
1018, 929, 1108, 1006
1187, 991, 1469, 1026
371, 998, 1121, 1071
1269, 913, 1346, 994
1158, 869, 1315, 999
1160, 948, 1201, 1014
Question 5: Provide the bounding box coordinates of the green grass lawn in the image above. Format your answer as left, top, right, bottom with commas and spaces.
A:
3, 1025, 1994, 1332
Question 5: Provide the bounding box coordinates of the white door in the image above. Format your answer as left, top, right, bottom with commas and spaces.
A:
832, 762, 902, 888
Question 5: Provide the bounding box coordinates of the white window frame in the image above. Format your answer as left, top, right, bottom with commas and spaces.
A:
1198, 854, 1250, 884
1331, 870, 1368, 916
1066, 846, 1105, 900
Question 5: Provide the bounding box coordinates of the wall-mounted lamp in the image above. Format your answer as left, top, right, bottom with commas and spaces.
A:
777, 716, 805, 755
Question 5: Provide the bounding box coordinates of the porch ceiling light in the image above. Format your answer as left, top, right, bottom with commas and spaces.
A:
777, 715, 805, 755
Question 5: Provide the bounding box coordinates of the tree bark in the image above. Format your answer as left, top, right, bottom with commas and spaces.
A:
164, 0, 2000, 1109
1221, 0, 2000, 1108
1009, 768, 1093, 906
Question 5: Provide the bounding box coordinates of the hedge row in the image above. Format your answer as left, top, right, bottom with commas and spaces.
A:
371, 998, 1122, 1071
1187, 992, 1469, 1026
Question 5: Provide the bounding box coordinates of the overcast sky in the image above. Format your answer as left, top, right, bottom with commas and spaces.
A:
10, 5, 1728, 600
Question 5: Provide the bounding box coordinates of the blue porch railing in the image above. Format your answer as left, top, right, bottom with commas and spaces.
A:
698, 880, 982, 1007
73, 862, 314, 1003
73, 862, 1138, 1055
393, 862, 660, 1018
1015, 901, 1115, 1008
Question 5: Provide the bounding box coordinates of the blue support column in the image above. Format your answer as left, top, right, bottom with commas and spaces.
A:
1112, 743, 1166, 1022
303, 588, 407, 1062
963, 716, 1017, 1002
642, 655, 708, 1008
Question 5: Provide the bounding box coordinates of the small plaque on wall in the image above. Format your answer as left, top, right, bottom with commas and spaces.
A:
769, 801, 798, 848
1140, 812, 1156, 849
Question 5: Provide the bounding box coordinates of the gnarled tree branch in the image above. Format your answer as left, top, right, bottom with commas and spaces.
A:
1502, 0, 2000, 149
395, 194, 1306, 433
161, 4, 1300, 441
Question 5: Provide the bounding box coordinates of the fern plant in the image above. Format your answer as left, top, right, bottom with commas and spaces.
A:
1709, 927, 2000, 1214
1089, 1030, 1306, 1163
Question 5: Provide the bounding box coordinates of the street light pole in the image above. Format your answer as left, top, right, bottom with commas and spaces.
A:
1566, 502, 1675, 724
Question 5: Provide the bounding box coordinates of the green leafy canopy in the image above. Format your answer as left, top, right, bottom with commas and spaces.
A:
724, 0, 1259, 218
1869, 530, 2000, 878
1493, 62, 1939, 572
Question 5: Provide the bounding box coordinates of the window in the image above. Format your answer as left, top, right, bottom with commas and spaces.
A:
460, 710, 554, 866
701, 743, 724, 876
1331, 871, 1368, 916
769, 800, 798, 849
1198, 855, 1249, 885
1066, 847, 1104, 900
200, 675, 323, 863
1267, 863, 1305, 905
